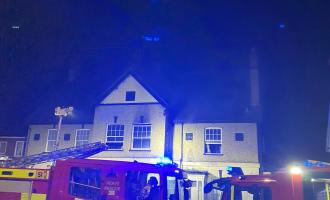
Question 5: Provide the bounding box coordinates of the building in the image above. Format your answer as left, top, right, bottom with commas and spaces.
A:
25, 69, 260, 199
0, 136, 26, 159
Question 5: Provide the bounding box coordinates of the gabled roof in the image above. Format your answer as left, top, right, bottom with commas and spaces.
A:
96, 70, 168, 107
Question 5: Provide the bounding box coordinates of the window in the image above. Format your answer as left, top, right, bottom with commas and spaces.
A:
204, 128, 222, 154
106, 125, 124, 150
14, 141, 25, 157
235, 133, 244, 141
0, 141, 7, 154
33, 134, 40, 141
132, 124, 151, 150
75, 129, 90, 146
185, 133, 193, 141
46, 129, 58, 152
125, 91, 136, 101
64, 133, 71, 141
69, 167, 101, 199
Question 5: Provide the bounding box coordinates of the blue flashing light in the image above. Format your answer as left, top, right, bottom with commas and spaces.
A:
156, 157, 172, 165
226, 166, 244, 176
279, 23, 286, 29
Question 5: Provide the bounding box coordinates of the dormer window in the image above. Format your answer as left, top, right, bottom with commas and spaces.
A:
125, 91, 136, 101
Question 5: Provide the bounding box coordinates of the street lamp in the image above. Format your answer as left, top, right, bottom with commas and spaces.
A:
54, 106, 73, 150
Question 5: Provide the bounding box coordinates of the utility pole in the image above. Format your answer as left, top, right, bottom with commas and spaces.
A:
54, 106, 73, 151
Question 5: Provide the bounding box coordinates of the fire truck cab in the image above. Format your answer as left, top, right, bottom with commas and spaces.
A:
0, 158, 191, 200
204, 163, 330, 200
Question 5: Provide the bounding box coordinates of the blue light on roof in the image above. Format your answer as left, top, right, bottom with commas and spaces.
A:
156, 157, 172, 165
226, 166, 233, 172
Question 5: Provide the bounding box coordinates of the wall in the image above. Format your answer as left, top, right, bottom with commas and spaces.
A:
0, 137, 26, 157
91, 103, 166, 160
173, 122, 259, 176
101, 75, 158, 104
27, 124, 93, 155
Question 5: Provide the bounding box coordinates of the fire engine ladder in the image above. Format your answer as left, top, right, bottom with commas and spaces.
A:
4, 142, 108, 168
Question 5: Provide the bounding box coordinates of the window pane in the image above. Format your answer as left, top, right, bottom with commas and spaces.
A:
69, 167, 101, 199
132, 125, 151, 149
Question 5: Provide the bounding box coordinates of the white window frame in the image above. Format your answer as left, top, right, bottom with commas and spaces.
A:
14, 141, 25, 157
131, 124, 151, 150
106, 124, 124, 150
0, 141, 7, 154
75, 129, 90, 147
204, 127, 222, 155
46, 129, 58, 152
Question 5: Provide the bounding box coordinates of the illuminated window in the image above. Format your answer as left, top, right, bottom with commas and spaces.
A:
14, 141, 25, 157
0, 141, 7, 154
33, 133, 40, 141
46, 129, 58, 152
125, 91, 136, 101
132, 124, 151, 150
106, 125, 124, 150
235, 133, 244, 141
204, 128, 222, 154
75, 129, 90, 146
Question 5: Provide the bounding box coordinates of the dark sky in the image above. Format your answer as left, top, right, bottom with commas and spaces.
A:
1, 0, 330, 169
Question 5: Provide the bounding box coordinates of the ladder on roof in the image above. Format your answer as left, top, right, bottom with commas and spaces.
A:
3, 142, 108, 168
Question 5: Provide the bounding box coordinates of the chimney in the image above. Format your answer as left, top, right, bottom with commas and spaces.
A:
249, 47, 260, 107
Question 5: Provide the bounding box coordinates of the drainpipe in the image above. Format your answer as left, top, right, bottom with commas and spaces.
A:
180, 122, 184, 169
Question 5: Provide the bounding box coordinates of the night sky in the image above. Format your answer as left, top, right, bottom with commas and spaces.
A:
1, 0, 330, 169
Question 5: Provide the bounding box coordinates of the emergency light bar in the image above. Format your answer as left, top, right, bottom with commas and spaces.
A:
227, 166, 244, 176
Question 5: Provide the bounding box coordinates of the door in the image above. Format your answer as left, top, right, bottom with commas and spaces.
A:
187, 174, 205, 200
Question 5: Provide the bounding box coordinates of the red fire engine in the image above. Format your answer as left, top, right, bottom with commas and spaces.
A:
0, 142, 191, 200
204, 161, 330, 200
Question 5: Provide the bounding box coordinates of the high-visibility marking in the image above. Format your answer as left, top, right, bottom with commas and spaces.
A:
326, 183, 330, 200
0, 168, 49, 180
21, 193, 46, 200
230, 185, 235, 200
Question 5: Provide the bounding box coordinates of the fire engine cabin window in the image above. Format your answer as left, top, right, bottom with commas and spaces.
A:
204, 128, 222, 154
33, 133, 40, 141
69, 167, 101, 199
14, 141, 25, 157
125, 171, 160, 200
235, 133, 244, 141
167, 176, 177, 199
46, 129, 57, 152
132, 124, 151, 150
106, 124, 124, 150
125, 91, 136, 101
0, 141, 7, 154
64, 133, 71, 141
75, 129, 90, 146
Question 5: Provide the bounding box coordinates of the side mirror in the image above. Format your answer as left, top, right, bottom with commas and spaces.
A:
204, 183, 213, 194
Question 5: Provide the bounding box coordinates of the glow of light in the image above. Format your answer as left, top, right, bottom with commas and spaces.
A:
290, 166, 303, 175
174, 169, 180, 173
279, 23, 286, 29
11, 25, 20, 29
156, 157, 172, 165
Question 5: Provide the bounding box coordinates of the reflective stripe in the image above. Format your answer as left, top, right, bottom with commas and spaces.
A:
326, 183, 330, 200
21, 193, 47, 200
0, 168, 49, 180
230, 185, 235, 200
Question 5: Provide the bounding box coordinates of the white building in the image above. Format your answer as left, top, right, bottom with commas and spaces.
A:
26, 72, 260, 200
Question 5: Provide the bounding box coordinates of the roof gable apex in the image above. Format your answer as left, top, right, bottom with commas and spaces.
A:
100, 73, 167, 106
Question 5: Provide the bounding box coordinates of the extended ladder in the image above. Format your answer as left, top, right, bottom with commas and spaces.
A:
4, 142, 108, 168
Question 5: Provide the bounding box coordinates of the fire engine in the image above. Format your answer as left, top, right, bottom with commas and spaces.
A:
0, 142, 192, 200
204, 161, 330, 200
